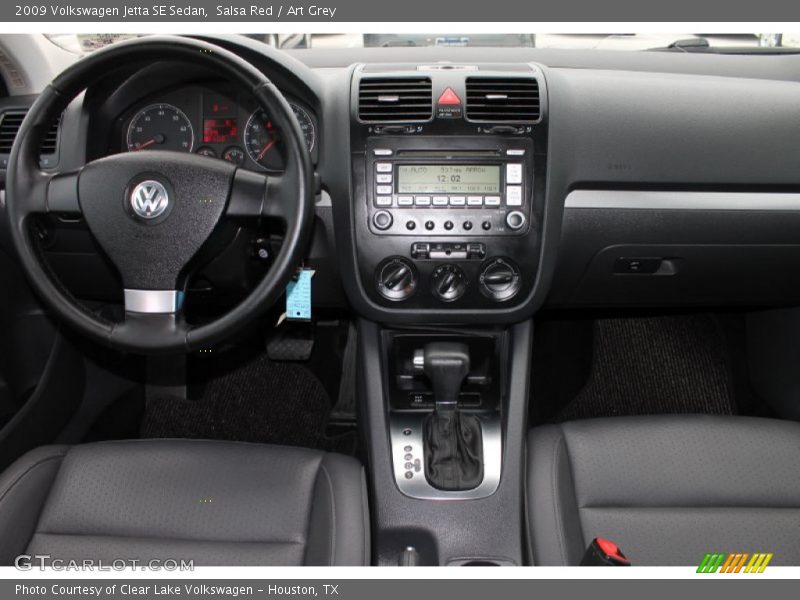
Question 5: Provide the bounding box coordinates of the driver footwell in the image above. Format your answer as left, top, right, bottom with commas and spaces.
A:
140, 350, 356, 454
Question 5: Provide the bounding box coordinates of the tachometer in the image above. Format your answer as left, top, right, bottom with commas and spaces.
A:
126, 103, 194, 153
243, 103, 315, 170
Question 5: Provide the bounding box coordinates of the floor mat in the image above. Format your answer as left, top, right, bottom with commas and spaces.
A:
140, 352, 356, 453
555, 314, 736, 422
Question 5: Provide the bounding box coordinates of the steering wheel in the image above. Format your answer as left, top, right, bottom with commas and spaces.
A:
5, 36, 314, 354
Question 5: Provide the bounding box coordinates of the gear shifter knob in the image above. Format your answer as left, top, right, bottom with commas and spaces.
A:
416, 342, 471, 409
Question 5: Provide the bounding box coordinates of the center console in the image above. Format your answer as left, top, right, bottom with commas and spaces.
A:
346, 63, 548, 565
349, 65, 547, 320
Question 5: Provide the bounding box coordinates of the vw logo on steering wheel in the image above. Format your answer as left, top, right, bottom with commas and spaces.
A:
130, 180, 170, 220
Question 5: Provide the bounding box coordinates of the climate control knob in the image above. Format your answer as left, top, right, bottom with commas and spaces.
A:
479, 258, 521, 302
431, 264, 467, 302
376, 257, 417, 301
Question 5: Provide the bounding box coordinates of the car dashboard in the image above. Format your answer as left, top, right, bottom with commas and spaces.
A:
4, 36, 800, 322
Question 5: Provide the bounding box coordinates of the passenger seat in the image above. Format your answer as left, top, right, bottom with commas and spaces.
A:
527, 415, 800, 565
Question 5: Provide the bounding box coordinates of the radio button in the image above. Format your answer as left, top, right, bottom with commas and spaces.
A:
375, 196, 393, 207
484, 196, 501, 207
467, 196, 483, 206
376, 162, 392, 173
506, 186, 523, 206
415, 196, 431, 206
506, 211, 526, 230
432, 196, 449, 206
397, 196, 414, 206
376, 185, 393, 195
373, 211, 393, 230
506, 163, 523, 184
449, 196, 466, 206
376, 173, 393, 184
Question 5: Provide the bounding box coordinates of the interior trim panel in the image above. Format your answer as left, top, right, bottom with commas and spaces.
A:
565, 190, 800, 211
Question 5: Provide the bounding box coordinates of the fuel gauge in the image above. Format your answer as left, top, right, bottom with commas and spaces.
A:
222, 146, 246, 166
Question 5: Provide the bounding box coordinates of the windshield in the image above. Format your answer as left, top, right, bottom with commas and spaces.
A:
44, 33, 800, 54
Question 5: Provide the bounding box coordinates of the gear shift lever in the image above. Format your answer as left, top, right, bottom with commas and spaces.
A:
414, 342, 471, 410
415, 342, 483, 491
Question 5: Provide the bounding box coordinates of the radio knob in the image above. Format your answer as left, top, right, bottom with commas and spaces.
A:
505, 211, 526, 231
479, 258, 521, 302
431, 264, 467, 302
376, 257, 417, 301
373, 210, 393, 231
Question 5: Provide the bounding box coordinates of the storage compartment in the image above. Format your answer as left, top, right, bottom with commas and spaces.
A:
548, 206, 800, 307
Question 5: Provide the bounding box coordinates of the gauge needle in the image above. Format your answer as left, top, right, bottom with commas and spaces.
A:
256, 139, 277, 161
134, 134, 165, 151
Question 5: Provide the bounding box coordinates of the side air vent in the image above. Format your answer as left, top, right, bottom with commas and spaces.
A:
465, 77, 540, 122
0, 110, 60, 156
0, 110, 26, 153
358, 77, 433, 122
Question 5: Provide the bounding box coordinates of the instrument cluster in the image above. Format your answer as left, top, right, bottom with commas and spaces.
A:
122, 84, 317, 173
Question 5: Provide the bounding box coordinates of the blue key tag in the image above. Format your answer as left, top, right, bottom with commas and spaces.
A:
285, 269, 314, 321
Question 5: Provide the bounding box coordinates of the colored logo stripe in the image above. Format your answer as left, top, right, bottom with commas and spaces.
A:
697, 553, 773, 573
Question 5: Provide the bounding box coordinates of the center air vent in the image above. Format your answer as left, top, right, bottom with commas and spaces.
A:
465, 77, 540, 122
358, 77, 433, 122
0, 109, 60, 156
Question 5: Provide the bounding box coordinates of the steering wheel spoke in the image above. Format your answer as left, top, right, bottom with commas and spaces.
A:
226, 168, 268, 218
45, 169, 83, 215
226, 169, 295, 223
124, 289, 185, 314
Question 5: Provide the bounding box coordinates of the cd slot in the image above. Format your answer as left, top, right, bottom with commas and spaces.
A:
395, 149, 501, 158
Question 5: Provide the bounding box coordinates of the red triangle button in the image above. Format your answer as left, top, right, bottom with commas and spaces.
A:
438, 87, 461, 106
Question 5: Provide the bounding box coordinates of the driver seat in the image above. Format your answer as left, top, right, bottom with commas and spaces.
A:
0, 439, 370, 566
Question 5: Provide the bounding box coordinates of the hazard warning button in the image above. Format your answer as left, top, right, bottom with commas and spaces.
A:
436, 87, 463, 119
438, 87, 461, 105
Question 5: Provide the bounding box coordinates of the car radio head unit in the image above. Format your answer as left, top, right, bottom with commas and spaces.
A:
367, 137, 533, 237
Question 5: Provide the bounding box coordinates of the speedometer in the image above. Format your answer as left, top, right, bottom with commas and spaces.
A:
126, 103, 194, 153
243, 103, 315, 171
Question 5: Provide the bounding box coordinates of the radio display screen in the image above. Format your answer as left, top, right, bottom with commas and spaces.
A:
396, 164, 501, 194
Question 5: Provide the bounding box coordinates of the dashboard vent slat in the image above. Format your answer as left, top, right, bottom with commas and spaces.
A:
359, 77, 433, 122
0, 109, 60, 156
465, 77, 540, 122
0, 110, 26, 153
41, 117, 60, 155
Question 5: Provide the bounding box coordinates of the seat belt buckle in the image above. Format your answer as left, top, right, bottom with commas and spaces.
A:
580, 537, 631, 566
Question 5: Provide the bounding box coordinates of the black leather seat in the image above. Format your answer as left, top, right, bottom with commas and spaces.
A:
528, 415, 800, 565
0, 439, 370, 566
